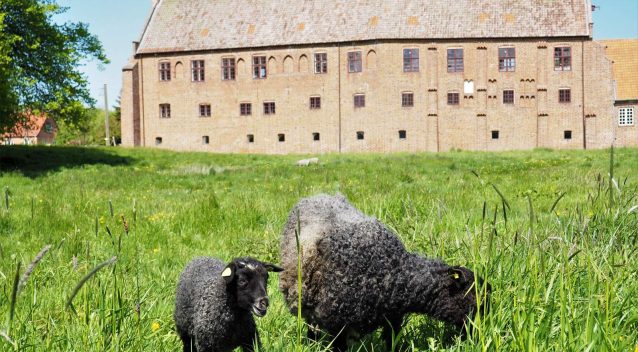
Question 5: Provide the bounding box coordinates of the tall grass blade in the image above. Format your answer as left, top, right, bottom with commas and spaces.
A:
66, 256, 117, 313
8, 262, 21, 334
527, 195, 535, 230
0, 330, 16, 349
491, 183, 511, 210
550, 192, 566, 213
3, 187, 8, 211
109, 200, 114, 217
132, 199, 137, 222
609, 145, 615, 207
30, 197, 34, 219
18, 244, 52, 294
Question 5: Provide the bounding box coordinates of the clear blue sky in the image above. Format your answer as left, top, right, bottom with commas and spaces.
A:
55, 0, 638, 107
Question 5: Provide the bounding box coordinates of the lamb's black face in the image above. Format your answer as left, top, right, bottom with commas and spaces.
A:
222, 258, 284, 317
434, 266, 491, 330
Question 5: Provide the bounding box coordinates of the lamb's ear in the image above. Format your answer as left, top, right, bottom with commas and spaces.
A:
448, 267, 468, 289
221, 263, 236, 283
263, 263, 284, 273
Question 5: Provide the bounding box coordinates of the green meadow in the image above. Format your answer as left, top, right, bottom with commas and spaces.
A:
0, 146, 637, 351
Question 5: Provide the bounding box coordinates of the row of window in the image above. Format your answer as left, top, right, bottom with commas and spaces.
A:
158, 88, 576, 118
158, 47, 573, 82
154, 128, 578, 146
447, 89, 572, 105
490, 130, 573, 140
154, 130, 409, 146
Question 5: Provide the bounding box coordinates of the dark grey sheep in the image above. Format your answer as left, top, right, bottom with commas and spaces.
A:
279, 194, 489, 351
175, 256, 283, 352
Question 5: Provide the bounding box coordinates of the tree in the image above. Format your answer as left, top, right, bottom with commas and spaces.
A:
0, 0, 107, 133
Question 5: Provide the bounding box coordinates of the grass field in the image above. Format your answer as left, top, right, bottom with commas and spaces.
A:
0, 146, 637, 351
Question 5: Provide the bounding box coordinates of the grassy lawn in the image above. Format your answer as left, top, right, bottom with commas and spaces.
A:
0, 146, 637, 351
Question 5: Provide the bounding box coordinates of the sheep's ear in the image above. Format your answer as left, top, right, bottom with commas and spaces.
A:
263, 263, 284, 273
221, 263, 236, 283
448, 267, 468, 288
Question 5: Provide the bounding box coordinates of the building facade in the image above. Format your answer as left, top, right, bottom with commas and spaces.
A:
121, 0, 636, 153
601, 39, 638, 148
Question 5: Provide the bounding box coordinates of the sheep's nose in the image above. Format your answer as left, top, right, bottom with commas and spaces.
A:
257, 297, 269, 310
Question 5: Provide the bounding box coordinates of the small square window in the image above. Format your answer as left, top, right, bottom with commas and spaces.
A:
155, 137, 162, 145
202, 136, 210, 144
564, 130, 572, 140
491, 130, 500, 140
402, 93, 414, 107
264, 102, 276, 115
503, 90, 514, 104
278, 134, 285, 142
247, 134, 255, 143
199, 104, 211, 117
312, 132, 320, 141
354, 94, 365, 108
160, 104, 171, 118
310, 96, 321, 109
240, 103, 252, 116
559, 89, 571, 103
356, 131, 365, 140
447, 93, 460, 105
398, 130, 407, 139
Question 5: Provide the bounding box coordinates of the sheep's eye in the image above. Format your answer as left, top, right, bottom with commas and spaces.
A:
238, 279, 248, 287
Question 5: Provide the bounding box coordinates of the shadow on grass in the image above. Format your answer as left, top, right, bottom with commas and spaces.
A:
0, 146, 133, 178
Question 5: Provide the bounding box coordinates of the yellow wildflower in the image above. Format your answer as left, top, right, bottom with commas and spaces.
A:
151, 322, 160, 332
153, 248, 160, 254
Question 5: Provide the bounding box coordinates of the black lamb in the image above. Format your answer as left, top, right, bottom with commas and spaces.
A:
279, 194, 489, 351
174, 256, 283, 352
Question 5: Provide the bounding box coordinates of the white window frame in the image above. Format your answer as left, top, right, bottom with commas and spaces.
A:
314, 52, 327, 74
619, 107, 634, 126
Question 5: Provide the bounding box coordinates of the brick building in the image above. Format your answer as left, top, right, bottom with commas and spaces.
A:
121, 0, 636, 153
600, 39, 638, 148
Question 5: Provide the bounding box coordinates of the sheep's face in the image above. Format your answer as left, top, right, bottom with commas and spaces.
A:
434, 266, 490, 330
221, 258, 283, 317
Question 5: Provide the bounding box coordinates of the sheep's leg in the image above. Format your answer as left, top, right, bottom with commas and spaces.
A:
330, 332, 348, 352
382, 316, 404, 352
178, 332, 195, 352
241, 332, 260, 352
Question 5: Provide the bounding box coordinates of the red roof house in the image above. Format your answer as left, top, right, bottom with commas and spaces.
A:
2, 114, 58, 145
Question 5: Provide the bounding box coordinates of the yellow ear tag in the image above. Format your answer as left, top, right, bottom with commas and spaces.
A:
221, 267, 232, 277
453, 273, 460, 279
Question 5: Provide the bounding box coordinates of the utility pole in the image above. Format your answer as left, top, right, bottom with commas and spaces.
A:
104, 83, 110, 146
